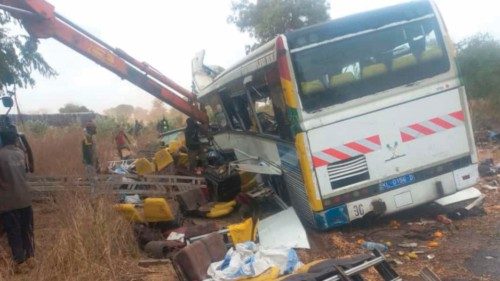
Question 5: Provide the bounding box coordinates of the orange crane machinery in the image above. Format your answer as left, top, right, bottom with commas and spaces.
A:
0, 0, 208, 124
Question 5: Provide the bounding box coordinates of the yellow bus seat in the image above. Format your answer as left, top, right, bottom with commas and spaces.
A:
114, 204, 144, 222
330, 72, 355, 87
421, 47, 444, 62
177, 152, 189, 168
392, 54, 417, 70
228, 218, 254, 244
206, 205, 234, 218
153, 148, 173, 171
167, 140, 181, 154
361, 63, 387, 79
143, 198, 175, 222
135, 158, 156, 175
237, 267, 280, 280
300, 80, 325, 96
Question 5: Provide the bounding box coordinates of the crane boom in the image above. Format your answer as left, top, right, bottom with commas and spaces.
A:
0, 0, 208, 124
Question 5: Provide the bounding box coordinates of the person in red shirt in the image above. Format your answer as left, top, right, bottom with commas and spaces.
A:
114, 126, 131, 160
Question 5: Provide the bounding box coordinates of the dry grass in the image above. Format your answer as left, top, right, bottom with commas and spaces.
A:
24, 125, 158, 176
0, 125, 164, 280
0, 191, 144, 281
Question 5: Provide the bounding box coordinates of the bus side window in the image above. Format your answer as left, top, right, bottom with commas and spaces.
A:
248, 83, 280, 136
220, 93, 243, 130
231, 94, 258, 132
205, 103, 228, 131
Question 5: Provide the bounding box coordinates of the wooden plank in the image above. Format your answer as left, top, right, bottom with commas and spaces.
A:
138, 259, 172, 267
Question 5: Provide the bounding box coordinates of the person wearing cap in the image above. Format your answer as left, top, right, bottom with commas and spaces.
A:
0, 127, 34, 268
82, 121, 99, 193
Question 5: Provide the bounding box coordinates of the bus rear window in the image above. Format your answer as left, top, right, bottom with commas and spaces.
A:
291, 17, 450, 112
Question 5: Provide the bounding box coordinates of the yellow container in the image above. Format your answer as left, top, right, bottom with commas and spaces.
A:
135, 158, 156, 175
228, 218, 254, 244
154, 148, 173, 171
113, 204, 144, 222
143, 198, 175, 222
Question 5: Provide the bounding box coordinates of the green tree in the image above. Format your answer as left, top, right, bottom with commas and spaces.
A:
456, 33, 500, 127
0, 12, 56, 88
104, 104, 134, 121
457, 33, 500, 105
59, 103, 91, 113
228, 0, 330, 50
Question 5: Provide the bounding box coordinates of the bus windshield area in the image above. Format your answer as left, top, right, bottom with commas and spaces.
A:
292, 17, 450, 112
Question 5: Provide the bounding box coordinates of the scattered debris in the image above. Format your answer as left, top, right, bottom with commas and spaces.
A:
407, 219, 436, 226
478, 158, 499, 177
427, 241, 440, 248
420, 266, 442, 281
389, 220, 401, 229
390, 258, 404, 265
436, 214, 452, 225
398, 242, 418, 248
361, 241, 388, 252
258, 208, 310, 249
406, 252, 418, 260
138, 258, 171, 267
483, 184, 498, 191
206, 242, 301, 279
433, 230, 444, 239
144, 240, 185, 259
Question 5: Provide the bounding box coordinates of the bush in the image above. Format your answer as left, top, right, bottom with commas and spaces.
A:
25, 120, 49, 136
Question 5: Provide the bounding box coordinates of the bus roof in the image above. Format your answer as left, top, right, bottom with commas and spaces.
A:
197, 0, 434, 100
286, 0, 433, 50
197, 39, 277, 99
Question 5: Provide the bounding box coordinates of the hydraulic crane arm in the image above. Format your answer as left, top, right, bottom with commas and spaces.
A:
0, 0, 208, 124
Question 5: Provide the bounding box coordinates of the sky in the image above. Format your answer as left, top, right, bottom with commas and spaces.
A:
9, 0, 500, 114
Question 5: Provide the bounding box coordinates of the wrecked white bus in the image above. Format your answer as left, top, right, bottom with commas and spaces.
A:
197, 0, 482, 230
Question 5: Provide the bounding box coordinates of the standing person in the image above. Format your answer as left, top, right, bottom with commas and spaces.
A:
82, 121, 98, 193
156, 116, 169, 135
114, 126, 131, 160
0, 127, 34, 270
133, 119, 143, 137
185, 118, 204, 172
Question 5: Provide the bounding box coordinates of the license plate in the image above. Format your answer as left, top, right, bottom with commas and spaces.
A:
347, 199, 372, 220
379, 173, 415, 192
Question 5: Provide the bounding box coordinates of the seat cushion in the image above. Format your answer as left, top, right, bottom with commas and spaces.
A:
361, 63, 387, 79
176, 188, 208, 213
200, 233, 227, 262
175, 241, 213, 281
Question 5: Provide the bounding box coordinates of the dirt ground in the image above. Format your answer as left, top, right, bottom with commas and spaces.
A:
1, 146, 499, 280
